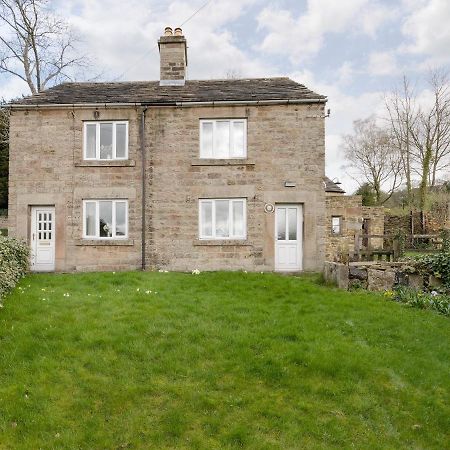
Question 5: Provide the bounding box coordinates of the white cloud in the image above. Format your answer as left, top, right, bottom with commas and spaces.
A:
359, 2, 398, 37
0, 77, 30, 102
401, 0, 450, 66
290, 69, 385, 193
51, 0, 268, 81
257, 0, 395, 62
337, 61, 357, 85
368, 51, 399, 76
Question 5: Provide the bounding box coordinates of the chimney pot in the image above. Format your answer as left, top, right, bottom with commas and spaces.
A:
174, 27, 183, 36
164, 26, 173, 36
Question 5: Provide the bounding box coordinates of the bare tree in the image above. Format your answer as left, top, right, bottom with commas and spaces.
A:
0, 0, 85, 94
428, 71, 450, 187
343, 116, 403, 204
408, 70, 450, 212
385, 76, 418, 208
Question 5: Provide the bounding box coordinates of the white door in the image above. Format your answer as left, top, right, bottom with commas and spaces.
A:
275, 204, 303, 271
30, 206, 55, 272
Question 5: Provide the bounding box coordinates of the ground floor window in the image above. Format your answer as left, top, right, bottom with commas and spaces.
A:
199, 198, 246, 239
331, 216, 342, 235
83, 200, 128, 239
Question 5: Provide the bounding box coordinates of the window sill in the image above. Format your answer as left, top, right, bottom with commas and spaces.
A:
74, 160, 136, 167
193, 239, 251, 246
75, 239, 134, 246
191, 159, 255, 166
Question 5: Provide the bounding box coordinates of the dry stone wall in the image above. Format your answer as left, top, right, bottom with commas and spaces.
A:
324, 261, 435, 292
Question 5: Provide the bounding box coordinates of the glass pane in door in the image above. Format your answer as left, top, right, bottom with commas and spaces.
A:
288, 208, 297, 240
277, 208, 286, 240
37, 210, 53, 241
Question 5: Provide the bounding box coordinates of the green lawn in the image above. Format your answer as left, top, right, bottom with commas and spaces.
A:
0, 272, 449, 449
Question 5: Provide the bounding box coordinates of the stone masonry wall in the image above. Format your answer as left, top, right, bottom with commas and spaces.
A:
147, 103, 326, 272
9, 107, 142, 271
385, 209, 450, 236
324, 261, 439, 292
325, 195, 384, 261
325, 195, 361, 261
9, 102, 326, 272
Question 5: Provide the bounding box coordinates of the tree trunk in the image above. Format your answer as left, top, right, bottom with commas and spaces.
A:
419, 143, 433, 212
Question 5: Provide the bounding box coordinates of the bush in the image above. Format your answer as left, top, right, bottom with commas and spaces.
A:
386, 286, 450, 316
0, 235, 29, 301
413, 251, 450, 290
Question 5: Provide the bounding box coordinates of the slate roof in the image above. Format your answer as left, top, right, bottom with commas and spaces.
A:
10, 78, 326, 106
324, 176, 345, 194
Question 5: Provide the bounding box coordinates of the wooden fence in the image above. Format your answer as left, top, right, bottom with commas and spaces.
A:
353, 233, 443, 262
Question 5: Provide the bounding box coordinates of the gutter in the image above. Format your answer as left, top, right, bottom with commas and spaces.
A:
7, 98, 327, 110
140, 107, 148, 271
175, 98, 327, 107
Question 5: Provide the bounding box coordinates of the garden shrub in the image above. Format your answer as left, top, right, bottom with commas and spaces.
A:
387, 286, 450, 316
413, 251, 450, 290
0, 235, 29, 301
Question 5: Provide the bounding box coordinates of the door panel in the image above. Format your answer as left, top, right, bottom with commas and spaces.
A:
31, 207, 55, 272
275, 204, 302, 271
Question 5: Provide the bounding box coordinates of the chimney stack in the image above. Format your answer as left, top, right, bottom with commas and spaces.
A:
158, 26, 187, 86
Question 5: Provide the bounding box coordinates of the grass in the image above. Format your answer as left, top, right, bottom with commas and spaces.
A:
404, 250, 440, 257
0, 271, 449, 449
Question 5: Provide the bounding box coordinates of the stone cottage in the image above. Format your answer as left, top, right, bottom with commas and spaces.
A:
8, 27, 328, 273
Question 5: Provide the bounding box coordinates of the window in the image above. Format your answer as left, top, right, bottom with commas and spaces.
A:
83, 200, 128, 239
199, 199, 246, 239
200, 119, 247, 158
84, 121, 128, 160
331, 216, 341, 235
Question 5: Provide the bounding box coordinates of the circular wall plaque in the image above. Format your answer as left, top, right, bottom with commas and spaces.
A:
264, 203, 275, 213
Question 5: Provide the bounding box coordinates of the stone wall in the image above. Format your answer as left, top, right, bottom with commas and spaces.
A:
9, 102, 327, 272
385, 208, 450, 236
325, 194, 384, 261
324, 261, 438, 292
147, 103, 326, 272
362, 206, 384, 248
9, 107, 143, 272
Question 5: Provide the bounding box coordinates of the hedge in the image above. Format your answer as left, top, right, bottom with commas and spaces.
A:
0, 235, 29, 301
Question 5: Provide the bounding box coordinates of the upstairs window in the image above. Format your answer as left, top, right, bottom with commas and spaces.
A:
200, 119, 247, 159
199, 199, 246, 240
84, 121, 128, 160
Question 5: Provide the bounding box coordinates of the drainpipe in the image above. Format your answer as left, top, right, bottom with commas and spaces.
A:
140, 107, 148, 270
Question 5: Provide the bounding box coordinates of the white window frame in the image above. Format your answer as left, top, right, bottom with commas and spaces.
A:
199, 119, 247, 159
199, 198, 247, 240
83, 121, 129, 160
82, 199, 128, 239
331, 216, 342, 235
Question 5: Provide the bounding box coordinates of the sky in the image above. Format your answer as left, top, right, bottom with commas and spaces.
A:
1, 0, 450, 193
